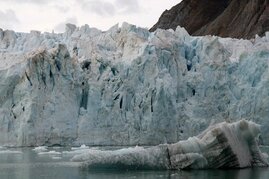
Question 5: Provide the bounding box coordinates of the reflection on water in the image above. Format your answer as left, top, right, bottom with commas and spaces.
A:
0, 147, 268, 179
75, 169, 269, 179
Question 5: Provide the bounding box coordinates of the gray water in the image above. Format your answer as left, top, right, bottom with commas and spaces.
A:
0, 146, 268, 179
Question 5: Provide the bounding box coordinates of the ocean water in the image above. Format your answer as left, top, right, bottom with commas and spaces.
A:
0, 146, 268, 179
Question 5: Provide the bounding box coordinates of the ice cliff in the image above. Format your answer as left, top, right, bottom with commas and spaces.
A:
0, 23, 269, 146
72, 120, 269, 169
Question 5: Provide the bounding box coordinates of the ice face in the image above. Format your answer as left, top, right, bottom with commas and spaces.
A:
0, 23, 269, 146
72, 120, 268, 170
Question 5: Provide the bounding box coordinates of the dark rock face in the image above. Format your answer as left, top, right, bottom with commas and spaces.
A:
150, 0, 269, 39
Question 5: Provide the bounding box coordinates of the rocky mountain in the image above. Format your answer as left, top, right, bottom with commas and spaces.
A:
150, 0, 269, 39
0, 23, 269, 147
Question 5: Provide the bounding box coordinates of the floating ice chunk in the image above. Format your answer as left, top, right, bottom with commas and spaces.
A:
33, 146, 48, 152
38, 150, 61, 155
0, 150, 22, 154
71, 144, 89, 151
52, 156, 62, 160
72, 146, 170, 170
73, 120, 268, 170
63, 146, 100, 157
63, 148, 97, 158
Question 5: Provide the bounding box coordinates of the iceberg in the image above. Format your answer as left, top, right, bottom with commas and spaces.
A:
32, 146, 48, 152
0, 23, 269, 147
72, 120, 268, 169
71, 144, 90, 151
37, 150, 61, 155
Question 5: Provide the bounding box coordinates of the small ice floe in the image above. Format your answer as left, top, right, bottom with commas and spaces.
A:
33, 146, 48, 152
62, 148, 93, 157
38, 150, 61, 155
52, 156, 62, 160
0, 150, 22, 154
71, 144, 89, 151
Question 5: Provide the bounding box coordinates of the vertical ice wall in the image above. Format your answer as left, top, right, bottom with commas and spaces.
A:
0, 24, 269, 146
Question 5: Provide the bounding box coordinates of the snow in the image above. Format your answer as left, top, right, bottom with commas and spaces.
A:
0, 23, 269, 147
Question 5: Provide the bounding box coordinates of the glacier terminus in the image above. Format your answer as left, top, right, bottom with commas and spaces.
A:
0, 23, 269, 147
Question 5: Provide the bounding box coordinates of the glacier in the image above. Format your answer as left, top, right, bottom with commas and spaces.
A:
72, 120, 269, 169
0, 23, 269, 146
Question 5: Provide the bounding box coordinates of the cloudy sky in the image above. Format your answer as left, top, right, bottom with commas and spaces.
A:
0, 0, 181, 33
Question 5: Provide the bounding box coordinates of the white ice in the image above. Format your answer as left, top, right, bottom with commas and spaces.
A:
72, 120, 268, 169
0, 23, 269, 147
71, 144, 89, 150
32, 146, 48, 152
37, 151, 61, 155
0, 150, 22, 154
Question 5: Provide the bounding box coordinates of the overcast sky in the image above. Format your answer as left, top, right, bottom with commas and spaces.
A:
0, 0, 181, 33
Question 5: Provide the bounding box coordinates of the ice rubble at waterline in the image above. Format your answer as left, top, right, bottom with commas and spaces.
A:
71, 120, 268, 169
29, 120, 269, 169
